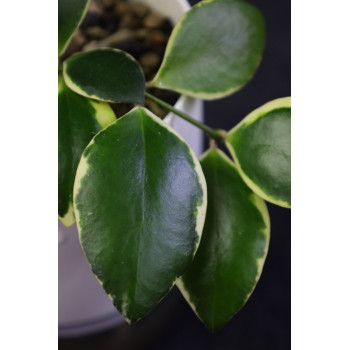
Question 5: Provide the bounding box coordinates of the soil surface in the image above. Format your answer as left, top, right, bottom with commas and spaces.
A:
60, 0, 179, 118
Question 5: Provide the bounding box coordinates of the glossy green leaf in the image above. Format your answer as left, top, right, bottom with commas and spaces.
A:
58, 0, 89, 55
226, 97, 291, 208
58, 79, 116, 226
73, 107, 207, 322
150, 0, 265, 100
178, 149, 270, 332
63, 48, 145, 104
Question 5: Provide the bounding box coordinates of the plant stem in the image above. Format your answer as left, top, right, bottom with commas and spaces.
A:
144, 92, 227, 141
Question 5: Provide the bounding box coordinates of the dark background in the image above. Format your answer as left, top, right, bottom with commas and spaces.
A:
59, 0, 291, 348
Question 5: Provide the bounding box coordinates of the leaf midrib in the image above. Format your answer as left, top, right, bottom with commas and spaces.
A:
130, 114, 148, 318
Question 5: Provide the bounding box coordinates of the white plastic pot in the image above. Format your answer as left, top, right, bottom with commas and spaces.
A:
58, 0, 203, 338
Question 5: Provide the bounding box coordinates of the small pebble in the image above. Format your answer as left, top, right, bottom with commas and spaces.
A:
131, 2, 150, 18
113, 1, 132, 17
119, 13, 141, 29
101, 0, 116, 9
85, 26, 110, 39
88, 1, 104, 16
143, 12, 165, 29
139, 52, 160, 68
82, 40, 105, 51
100, 28, 136, 46
145, 30, 167, 45
135, 28, 150, 39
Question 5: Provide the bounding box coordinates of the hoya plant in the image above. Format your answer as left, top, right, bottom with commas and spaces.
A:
58, 0, 291, 332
